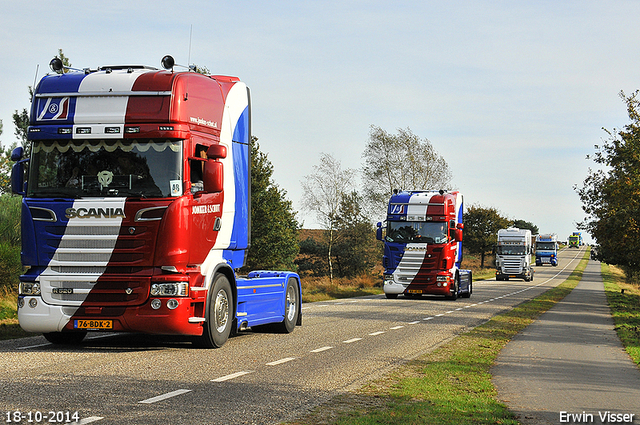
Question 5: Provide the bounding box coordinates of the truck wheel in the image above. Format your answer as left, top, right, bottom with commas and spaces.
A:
385, 293, 398, 299
197, 273, 233, 348
278, 277, 299, 333
43, 331, 87, 345
462, 273, 472, 298
446, 276, 459, 300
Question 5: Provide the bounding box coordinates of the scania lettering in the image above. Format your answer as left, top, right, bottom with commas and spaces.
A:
535, 233, 558, 266
11, 56, 301, 348
495, 227, 534, 281
376, 190, 472, 300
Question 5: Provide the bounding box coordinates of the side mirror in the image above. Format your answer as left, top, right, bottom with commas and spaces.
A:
455, 228, 463, 242
11, 147, 24, 161
203, 160, 223, 193
11, 161, 26, 195
376, 222, 383, 241
207, 144, 227, 160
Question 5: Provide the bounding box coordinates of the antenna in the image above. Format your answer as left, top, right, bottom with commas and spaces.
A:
31, 64, 39, 101
188, 24, 193, 67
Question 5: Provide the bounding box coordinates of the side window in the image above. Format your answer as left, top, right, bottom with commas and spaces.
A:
190, 144, 207, 193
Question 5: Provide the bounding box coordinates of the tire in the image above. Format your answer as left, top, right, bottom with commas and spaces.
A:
277, 278, 299, 333
43, 331, 87, 345
446, 276, 459, 300
385, 293, 398, 299
197, 273, 233, 348
462, 273, 472, 298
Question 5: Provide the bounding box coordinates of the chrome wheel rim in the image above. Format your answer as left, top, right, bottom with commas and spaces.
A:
285, 284, 297, 322
214, 289, 229, 333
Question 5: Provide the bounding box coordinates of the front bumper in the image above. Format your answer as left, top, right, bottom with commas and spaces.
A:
18, 296, 206, 336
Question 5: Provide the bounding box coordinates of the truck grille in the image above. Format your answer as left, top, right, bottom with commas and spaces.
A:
394, 249, 435, 283
40, 222, 148, 307
502, 258, 523, 274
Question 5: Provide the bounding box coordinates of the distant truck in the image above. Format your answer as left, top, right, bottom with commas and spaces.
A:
535, 233, 558, 266
495, 227, 534, 281
376, 190, 472, 300
568, 232, 582, 248
10, 56, 302, 348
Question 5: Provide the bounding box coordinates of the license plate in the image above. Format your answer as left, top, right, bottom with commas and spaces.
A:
407, 289, 422, 294
74, 319, 112, 330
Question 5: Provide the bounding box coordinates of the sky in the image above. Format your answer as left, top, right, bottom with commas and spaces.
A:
2, 1, 640, 244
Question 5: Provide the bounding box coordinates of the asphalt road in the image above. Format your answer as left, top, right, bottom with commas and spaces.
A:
0, 247, 586, 425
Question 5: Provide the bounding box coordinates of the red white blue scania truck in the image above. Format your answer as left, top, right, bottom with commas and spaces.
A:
376, 190, 472, 300
10, 56, 301, 348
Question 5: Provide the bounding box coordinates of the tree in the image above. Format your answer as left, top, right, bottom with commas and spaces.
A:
576, 90, 640, 281
513, 219, 539, 235
301, 153, 356, 282
12, 108, 29, 152
463, 205, 511, 268
242, 137, 300, 271
362, 125, 453, 216
332, 191, 380, 277
0, 120, 12, 194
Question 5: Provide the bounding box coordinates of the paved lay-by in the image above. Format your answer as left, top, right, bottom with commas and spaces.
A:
492, 260, 640, 425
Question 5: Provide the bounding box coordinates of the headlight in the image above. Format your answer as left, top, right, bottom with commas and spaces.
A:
383, 274, 394, 284
436, 276, 449, 282
19, 282, 41, 296
150, 282, 188, 297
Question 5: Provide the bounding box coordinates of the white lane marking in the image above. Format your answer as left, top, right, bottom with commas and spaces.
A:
390, 325, 404, 330
266, 357, 296, 366
369, 331, 385, 336
70, 417, 103, 425
18, 342, 51, 350
407, 321, 420, 325
211, 371, 253, 382
446, 310, 455, 314
139, 389, 191, 404
311, 346, 333, 353
455, 308, 464, 311
424, 317, 434, 320
343, 338, 362, 343
435, 314, 444, 317
71, 417, 103, 425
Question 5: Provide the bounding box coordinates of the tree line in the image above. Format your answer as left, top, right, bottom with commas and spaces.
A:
576, 90, 640, 283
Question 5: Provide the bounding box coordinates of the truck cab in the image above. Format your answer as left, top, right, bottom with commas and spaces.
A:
377, 190, 472, 300
495, 227, 534, 281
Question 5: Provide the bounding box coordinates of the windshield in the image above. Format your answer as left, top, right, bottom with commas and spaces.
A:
536, 242, 556, 250
497, 245, 526, 255
27, 139, 182, 198
386, 221, 448, 244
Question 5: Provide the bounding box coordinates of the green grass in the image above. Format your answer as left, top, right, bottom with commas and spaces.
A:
602, 262, 640, 365
0, 289, 35, 340
289, 250, 592, 425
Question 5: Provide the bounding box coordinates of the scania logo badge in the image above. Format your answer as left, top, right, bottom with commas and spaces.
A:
125, 288, 133, 295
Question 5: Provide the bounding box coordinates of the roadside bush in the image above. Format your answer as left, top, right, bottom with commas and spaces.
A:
0, 195, 21, 291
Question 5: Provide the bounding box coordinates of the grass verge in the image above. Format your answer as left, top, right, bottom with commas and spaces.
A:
287, 250, 592, 425
0, 288, 36, 340
602, 262, 640, 365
